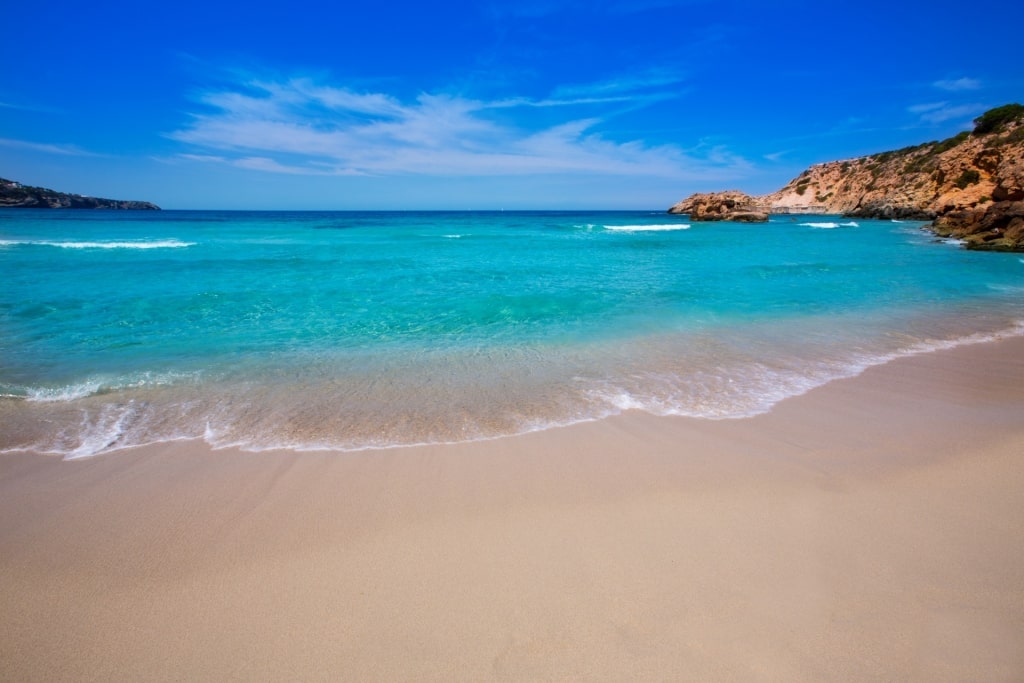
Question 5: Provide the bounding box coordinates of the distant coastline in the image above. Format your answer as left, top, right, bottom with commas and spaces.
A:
0, 177, 160, 210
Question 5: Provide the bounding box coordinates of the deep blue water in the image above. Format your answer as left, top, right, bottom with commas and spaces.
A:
2, 209, 1022, 456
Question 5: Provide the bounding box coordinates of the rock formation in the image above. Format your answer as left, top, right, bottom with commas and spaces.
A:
668, 104, 1024, 251
667, 190, 769, 222
0, 177, 160, 210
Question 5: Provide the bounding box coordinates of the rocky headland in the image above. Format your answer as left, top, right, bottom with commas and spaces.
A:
668, 104, 1024, 251
0, 177, 160, 210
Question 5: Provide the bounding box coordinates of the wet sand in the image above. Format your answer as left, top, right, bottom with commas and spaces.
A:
2, 336, 1023, 681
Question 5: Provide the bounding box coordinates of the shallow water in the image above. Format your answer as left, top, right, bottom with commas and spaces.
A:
2, 209, 1022, 456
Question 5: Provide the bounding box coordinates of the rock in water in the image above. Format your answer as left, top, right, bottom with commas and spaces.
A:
931, 200, 1024, 251
667, 191, 768, 222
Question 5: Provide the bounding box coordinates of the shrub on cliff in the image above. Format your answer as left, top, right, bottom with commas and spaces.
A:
954, 169, 981, 189
972, 103, 1024, 136
933, 131, 970, 154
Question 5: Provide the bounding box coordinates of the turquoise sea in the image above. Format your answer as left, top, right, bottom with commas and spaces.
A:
2, 209, 1022, 457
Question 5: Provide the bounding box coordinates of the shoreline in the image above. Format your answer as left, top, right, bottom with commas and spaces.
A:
2, 336, 1023, 680
5, 316, 1024, 458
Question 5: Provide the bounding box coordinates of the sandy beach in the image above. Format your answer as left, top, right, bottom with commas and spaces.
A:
2, 336, 1023, 681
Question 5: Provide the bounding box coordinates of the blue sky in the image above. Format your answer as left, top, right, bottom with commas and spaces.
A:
2, 0, 1021, 210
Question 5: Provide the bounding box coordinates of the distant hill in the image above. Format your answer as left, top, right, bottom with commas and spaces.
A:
670, 104, 1024, 251
0, 177, 160, 210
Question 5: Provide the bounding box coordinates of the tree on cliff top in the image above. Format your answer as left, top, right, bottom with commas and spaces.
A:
973, 103, 1024, 136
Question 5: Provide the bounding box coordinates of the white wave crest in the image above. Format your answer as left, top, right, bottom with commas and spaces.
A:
25, 371, 198, 402
604, 224, 690, 232
27, 379, 109, 402
801, 221, 858, 229
0, 239, 194, 249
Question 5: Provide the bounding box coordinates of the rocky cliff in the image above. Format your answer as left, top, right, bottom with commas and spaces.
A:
668, 104, 1024, 251
0, 178, 160, 210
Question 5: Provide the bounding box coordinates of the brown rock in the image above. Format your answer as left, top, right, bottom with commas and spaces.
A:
730, 211, 770, 222
931, 201, 1024, 251
665, 104, 1024, 250
762, 110, 1022, 225
667, 191, 768, 222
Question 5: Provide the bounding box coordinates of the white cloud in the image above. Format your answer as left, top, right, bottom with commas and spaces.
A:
933, 77, 982, 92
232, 156, 365, 176
168, 75, 740, 181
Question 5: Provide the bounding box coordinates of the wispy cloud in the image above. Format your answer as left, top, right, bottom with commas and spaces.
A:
908, 101, 986, 124
907, 102, 947, 114
168, 74, 742, 181
0, 137, 99, 156
551, 69, 688, 99
933, 77, 982, 92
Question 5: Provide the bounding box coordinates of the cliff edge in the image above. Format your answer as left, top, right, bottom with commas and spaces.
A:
0, 178, 160, 210
668, 104, 1024, 251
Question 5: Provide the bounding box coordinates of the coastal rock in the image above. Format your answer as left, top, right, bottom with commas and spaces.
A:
668, 104, 1024, 251
668, 190, 768, 222
930, 200, 1024, 251
0, 177, 160, 210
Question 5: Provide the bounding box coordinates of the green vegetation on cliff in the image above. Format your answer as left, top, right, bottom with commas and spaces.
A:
972, 104, 1024, 136
0, 178, 160, 210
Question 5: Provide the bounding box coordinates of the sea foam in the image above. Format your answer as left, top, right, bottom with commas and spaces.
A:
801, 221, 858, 229
0, 239, 194, 249
24, 371, 199, 403
604, 224, 690, 232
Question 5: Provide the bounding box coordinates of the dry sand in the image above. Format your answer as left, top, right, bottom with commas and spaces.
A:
2, 337, 1023, 681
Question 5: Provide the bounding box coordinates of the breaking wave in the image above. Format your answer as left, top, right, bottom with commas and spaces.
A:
0, 239, 195, 249
603, 224, 691, 232
801, 221, 859, 229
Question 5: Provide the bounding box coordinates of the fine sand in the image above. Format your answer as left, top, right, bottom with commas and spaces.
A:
2, 337, 1023, 681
